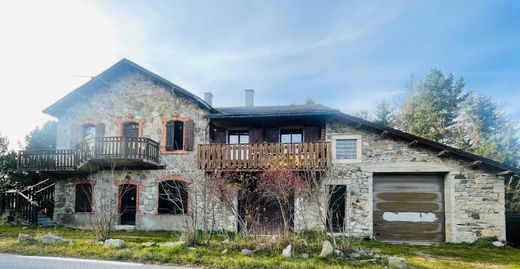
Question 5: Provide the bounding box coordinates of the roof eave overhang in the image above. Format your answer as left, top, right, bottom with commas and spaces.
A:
43, 59, 216, 118
335, 113, 520, 175
208, 111, 340, 119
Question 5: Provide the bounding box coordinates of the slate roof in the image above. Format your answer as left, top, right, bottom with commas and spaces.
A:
43, 59, 215, 117
333, 113, 520, 174
42, 58, 519, 175
211, 104, 340, 118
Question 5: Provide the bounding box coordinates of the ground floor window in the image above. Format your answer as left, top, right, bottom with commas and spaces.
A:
158, 180, 188, 214
327, 185, 346, 233
75, 183, 93, 213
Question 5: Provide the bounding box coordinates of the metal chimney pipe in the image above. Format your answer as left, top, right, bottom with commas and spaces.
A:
244, 89, 254, 107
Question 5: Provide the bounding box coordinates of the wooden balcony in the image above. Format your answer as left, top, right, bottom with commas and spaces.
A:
18, 136, 161, 173
197, 142, 331, 171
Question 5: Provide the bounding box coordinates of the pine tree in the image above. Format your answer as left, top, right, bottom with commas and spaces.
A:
373, 101, 395, 127
398, 69, 467, 143
24, 121, 57, 150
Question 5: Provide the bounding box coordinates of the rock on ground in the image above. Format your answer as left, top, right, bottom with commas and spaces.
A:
388, 256, 408, 269
319, 240, 334, 257
492, 241, 505, 247
18, 234, 36, 244
241, 248, 253, 256
282, 244, 292, 257
41, 233, 70, 245
104, 239, 125, 248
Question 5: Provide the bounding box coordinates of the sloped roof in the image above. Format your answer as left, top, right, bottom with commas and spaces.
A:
43, 58, 518, 175
333, 112, 520, 175
211, 104, 339, 118
43, 58, 215, 117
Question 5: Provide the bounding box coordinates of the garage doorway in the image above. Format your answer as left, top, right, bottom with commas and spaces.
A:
373, 174, 445, 243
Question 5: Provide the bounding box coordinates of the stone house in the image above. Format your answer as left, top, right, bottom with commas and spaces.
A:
15, 59, 519, 244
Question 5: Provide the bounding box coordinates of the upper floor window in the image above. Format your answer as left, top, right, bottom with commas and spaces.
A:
280, 129, 303, 144
75, 183, 93, 213
229, 130, 249, 144
332, 135, 362, 163
123, 123, 140, 138
160, 117, 194, 154
158, 180, 188, 214
82, 124, 96, 141
165, 120, 184, 151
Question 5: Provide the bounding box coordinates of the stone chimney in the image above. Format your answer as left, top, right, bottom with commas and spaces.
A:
204, 92, 213, 106
244, 89, 254, 107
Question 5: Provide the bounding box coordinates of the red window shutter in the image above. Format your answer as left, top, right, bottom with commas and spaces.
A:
183, 119, 194, 151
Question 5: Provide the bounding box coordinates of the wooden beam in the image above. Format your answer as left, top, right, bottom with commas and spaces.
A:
409, 140, 419, 147
468, 160, 482, 168
437, 150, 449, 157
379, 130, 389, 138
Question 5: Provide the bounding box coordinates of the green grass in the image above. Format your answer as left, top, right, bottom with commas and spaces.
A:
0, 224, 519, 269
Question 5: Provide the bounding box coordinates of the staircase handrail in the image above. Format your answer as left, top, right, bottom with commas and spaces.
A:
34, 183, 55, 195
20, 178, 52, 193
14, 190, 39, 206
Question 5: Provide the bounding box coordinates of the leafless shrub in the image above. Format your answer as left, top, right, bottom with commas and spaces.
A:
86, 167, 131, 241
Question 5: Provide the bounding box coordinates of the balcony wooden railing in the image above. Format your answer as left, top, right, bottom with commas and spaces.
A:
198, 142, 331, 171
18, 149, 76, 171
18, 136, 160, 172
76, 136, 160, 165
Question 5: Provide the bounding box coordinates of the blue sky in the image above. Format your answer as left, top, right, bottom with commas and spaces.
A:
0, 0, 519, 148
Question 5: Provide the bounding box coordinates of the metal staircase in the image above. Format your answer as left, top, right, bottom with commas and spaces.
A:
0, 178, 55, 226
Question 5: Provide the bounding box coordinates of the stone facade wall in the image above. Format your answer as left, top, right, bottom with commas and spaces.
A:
53, 72, 236, 231
316, 119, 506, 243
52, 70, 505, 242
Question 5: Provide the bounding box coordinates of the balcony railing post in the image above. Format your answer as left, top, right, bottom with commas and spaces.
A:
197, 142, 330, 171
18, 136, 161, 171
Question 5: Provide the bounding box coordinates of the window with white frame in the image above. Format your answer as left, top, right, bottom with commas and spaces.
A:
332, 135, 361, 162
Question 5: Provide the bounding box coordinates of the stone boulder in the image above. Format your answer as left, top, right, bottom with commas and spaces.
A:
18, 234, 36, 244
241, 248, 253, 256
388, 256, 407, 269
104, 239, 125, 248
319, 240, 334, 257
41, 233, 70, 245
492, 241, 505, 247
282, 244, 292, 257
